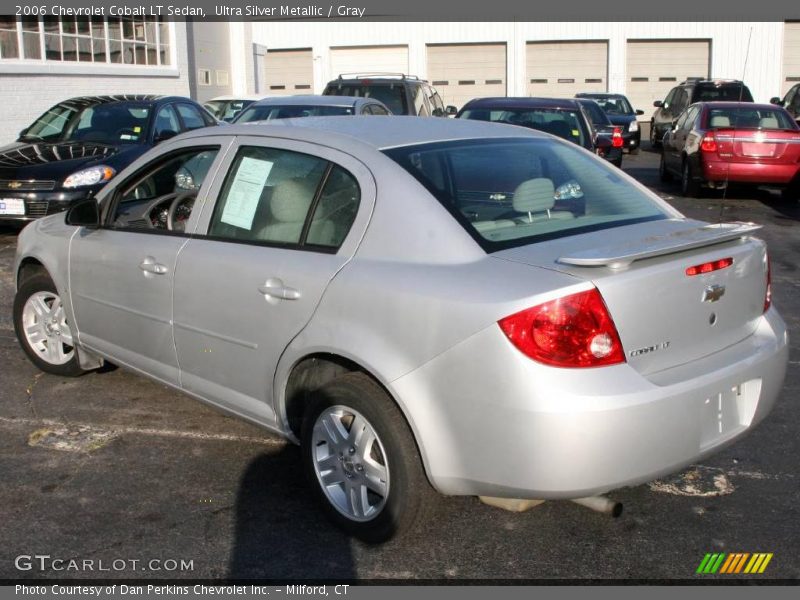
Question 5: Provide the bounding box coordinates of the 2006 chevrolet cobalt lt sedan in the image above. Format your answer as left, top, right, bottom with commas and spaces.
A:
13, 117, 788, 542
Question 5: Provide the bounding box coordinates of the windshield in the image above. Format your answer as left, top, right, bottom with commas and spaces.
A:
459, 108, 591, 148
234, 104, 354, 123
706, 107, 799, 130
590, 96, 634, 115
384, 138, 668, 252
22, 102, 151, 145
204, 99, 255, 122
695, 85, 754, 102
326, 84, 407, 115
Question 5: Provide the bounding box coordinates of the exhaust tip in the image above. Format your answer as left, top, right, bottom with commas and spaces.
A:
611, 502, 624, 518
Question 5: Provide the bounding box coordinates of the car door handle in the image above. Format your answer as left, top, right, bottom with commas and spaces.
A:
259, 278, 301, 301
139, 257, 168, 275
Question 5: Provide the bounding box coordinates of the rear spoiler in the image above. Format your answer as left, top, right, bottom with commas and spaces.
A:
557, 222, 762, 269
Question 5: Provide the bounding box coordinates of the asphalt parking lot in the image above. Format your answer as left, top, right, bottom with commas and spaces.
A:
1, 143, 798, 582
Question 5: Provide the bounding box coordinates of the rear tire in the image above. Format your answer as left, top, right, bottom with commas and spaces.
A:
13, 273, 84, 377
681, 160, 700, 198
659, 153, 672, 182
650, 122, 661, 149
301, 372, 434, 543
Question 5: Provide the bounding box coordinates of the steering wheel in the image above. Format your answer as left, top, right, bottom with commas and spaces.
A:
166, 191, 197, 232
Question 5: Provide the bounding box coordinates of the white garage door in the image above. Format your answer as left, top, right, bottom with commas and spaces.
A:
784, 22, 800, 93
264, 49, 313, 96
526, 41, 607, 99
626, 40, 710, 120
330, 46, 409, 79
427, 43, 506, 110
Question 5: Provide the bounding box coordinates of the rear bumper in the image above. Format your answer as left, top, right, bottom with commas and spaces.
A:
623, 130, 641, 149
392, 308, 788, 499
0, 190, 91, 223
702, 159, 800, 185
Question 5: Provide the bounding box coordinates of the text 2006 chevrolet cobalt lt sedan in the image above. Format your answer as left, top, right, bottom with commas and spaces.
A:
13, 117, 788, 542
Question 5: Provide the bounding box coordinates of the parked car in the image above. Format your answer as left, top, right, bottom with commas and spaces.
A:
659, 102, 800, 198
233, 95, 392, 123
14, 117, 787, 543
575, 92, 644, 153
457, 97, 620, 166
574, 97, 625, 167
203, 95, 266, 123
651, 79, 754, 148
323, 73, 455, 117
770, 83, 800, 123
0, 95, 218, 225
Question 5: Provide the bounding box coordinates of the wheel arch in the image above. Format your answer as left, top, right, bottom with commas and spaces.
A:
16, 256, 48, 290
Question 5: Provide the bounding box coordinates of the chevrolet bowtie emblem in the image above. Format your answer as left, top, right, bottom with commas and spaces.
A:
703, 284, 726, 303
7, 181, 22, 189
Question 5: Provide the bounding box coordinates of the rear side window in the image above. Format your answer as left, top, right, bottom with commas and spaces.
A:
326, 83, 407, 115
207, 146, 360, 250
384, 138, 668, 252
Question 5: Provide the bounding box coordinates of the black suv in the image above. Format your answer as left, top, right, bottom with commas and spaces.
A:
771, 83, 800, 122
650, 79, 753, 147
323, 73, 456, 117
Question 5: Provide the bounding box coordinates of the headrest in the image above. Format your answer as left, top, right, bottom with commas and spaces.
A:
759, 116, 779, 129
270, 178, 314, 223
709, 115, 730, 128
513, 178, 555, 214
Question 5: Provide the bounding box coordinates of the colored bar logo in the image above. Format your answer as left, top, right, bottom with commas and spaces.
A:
696, 553, 773, 574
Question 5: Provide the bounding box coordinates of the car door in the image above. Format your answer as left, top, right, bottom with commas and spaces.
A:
69, 138, 232, 384
172, 136, 375, 424
788, 85, 800, 120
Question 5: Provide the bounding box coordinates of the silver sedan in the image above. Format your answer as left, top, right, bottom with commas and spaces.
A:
13, 117, 788, 542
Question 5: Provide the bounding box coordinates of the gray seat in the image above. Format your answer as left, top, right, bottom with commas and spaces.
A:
709, 115, 731, 128
512, 178, 574, 223
759, 116, 779, 129
258, 178, 334, 245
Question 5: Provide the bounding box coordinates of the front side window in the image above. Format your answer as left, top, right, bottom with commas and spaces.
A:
111, 147, 220, 231
176, 103, 208, 131
384, 138, 669, 252
207, 146, 360, 250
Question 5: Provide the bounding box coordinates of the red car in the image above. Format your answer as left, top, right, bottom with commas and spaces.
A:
659, 101, 800, 199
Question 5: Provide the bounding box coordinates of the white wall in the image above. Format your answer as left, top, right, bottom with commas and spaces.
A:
251, 21, 784, 106
0, 22, 191, 145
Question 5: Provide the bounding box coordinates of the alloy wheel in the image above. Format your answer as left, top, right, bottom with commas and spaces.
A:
21, 291, 74, 365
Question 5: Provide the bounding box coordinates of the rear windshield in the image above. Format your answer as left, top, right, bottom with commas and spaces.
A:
384, 138, 669, 252
578, 101, 610, 126
459, 108, 591, 148
705, 107, 799, 130
694, 85, 754, 103
326, 84, 407, 115
234, 104, 354, 123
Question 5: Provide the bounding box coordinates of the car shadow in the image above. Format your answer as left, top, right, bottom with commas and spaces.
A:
228, 446, 357, 580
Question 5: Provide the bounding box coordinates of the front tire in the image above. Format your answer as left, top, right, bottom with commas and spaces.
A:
659, 153, 672, 182
13, 273, 84, 377
650, 122, 661, 148
301, 372, 433, 543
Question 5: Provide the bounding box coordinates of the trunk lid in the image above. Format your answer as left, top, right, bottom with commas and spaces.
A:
493, 219, 769, 375
712, 128, 800, 163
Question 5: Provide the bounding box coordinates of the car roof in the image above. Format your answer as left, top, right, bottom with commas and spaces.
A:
575, 92, 629, 99
247, 95, 373, 108
695, 101, 784, 110
461, 97, 582, 110
207, 95, 267, 102
181, 115, 541, 150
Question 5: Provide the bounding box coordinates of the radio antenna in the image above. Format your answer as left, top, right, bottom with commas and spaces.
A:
719, 26, 753, 223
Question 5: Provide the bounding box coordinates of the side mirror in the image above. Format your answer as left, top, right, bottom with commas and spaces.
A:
769, 97, 783, 106
635, 109, 644, 116
18, 128, 28, 139
65, 197, 100, 228
671, 118, 680, 130
154, 130, 178, 144
653, 100, 663, 108
445, 105, 458, 116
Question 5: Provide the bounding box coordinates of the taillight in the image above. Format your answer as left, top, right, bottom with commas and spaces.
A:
612, 127, 623, 148
764, 253, 772, 312
685, 257, 733, 276
498, 288, 625, 368
700, 133, 717, 153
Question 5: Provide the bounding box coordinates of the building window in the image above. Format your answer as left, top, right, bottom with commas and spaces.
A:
198, 68, 211, 85
0, 16, 171, 66
215, 70, 229, 86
